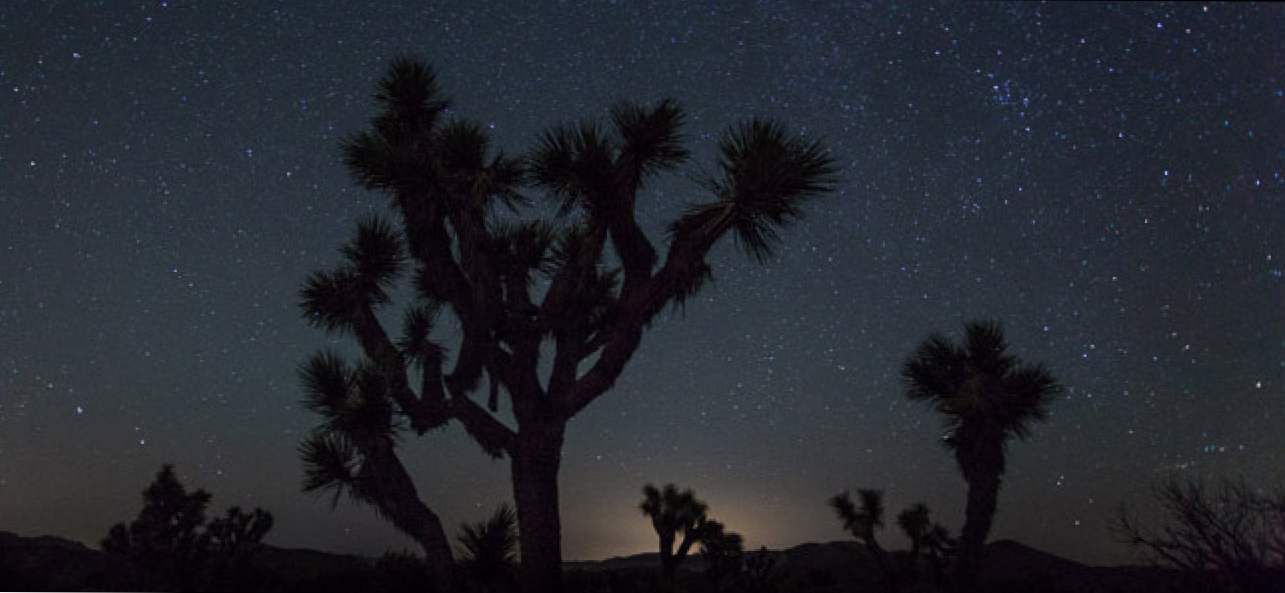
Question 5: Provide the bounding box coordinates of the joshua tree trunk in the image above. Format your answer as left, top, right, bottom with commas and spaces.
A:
512, 422, 565, 593
658, 530, 696, 593
657, 532, 677, 592
361, 442, 456, 587
955, 466, 1001, 593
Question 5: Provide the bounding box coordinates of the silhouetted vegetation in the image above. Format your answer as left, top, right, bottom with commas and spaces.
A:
901, 320, 1062, 591
829, 488, 896, 588
921, 519, 958, 587
1113, 476, 1285, 593
457, 504, 519, 592
295, 55, 836, 592
100, 464, 274, 592
698, 519, 744, 592
641, 483, 710, 591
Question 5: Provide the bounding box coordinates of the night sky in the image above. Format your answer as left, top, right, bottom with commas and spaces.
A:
1, 1, 1282, 566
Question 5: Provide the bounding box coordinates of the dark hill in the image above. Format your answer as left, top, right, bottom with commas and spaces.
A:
0, 530, 1196, 592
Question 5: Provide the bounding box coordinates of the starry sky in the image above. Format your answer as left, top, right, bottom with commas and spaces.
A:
1, 1, 1282, 566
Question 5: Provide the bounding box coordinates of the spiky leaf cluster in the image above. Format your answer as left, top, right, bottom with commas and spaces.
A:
830, 488, 885, 543
902, 320, 1062, 454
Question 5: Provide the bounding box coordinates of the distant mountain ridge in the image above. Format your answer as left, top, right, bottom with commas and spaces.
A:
0, 530, 1188, 592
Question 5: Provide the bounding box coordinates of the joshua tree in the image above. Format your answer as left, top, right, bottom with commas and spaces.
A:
641, 483, 710, 590
457, 504, 519, 591
829, 489, 895, 587
901, 320, 1061, 591
699, 519, 745, 590
897, 503, 931, 568
296, 57, 836, 592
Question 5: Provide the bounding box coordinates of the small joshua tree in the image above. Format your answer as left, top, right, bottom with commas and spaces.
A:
902, 320, 1061, 591
641, 483, 710, 591
830, 488, 895, 588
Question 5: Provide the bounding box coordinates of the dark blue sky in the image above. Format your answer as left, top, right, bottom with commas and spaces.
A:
1, 1, 1281, 564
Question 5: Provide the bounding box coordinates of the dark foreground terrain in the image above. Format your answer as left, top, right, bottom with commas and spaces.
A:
0, 530, 1207, 592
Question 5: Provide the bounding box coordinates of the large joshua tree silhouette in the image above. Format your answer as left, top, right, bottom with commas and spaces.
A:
295, 57, 836, 592
901, 320, 1061, 591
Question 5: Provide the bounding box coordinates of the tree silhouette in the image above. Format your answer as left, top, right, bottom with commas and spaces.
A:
698, 519, 745, 591
103, 464, 213, 591
901, 320, 1061, 592
897, 503, 931, 569
203, 507, 274, 590
742, 546, 781, 593
102, 464, 274, 592
641, 483, 710, 591
922, 522, 958, 587
205, 506, 274, 558
1113, 476, 1285, 593
457, 504, 519, 592
296, 56, 836, 592
829, 488, 896, 589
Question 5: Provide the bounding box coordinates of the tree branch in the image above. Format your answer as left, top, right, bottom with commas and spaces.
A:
557, 212, 729, 418
352, 306, 446, 433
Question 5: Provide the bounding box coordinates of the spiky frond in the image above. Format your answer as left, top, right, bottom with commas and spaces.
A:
998, 362, 1061, 440
485, 152, 530, 212
641, 483, 708, 535
341, 120, 440, 196
963, 320, 1015, 376
299, 430, 362, 508
830, 489, 884, 541
299, 350, 352, 419
897, 503, 932, 540
489, 219, 559, 279
343, 58, 446, 195
546, 222, 594, 270
611, 98, 689, 182
857, 489, 885, 528
528, 122, 616, 216
299, 269, 367, 333
457, 504, 518, 576
640, 484, 663, 517
902, 334, 968, 405
702, 118, 837, 262
341, 131, 391, 190
373, 57, 449, 124
670, 258, 714, 309
329, 363, 400, 442
398, 303, 446, 368
829, 491, 860, 533
902, 320, 1062, 458
341, 216, 405, 296
438, 119, 490, 177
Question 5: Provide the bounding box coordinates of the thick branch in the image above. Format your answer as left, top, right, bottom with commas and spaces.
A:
354, 438, 454, 576
353, 304, 514, 454
557, 214, 729, 418
607, 204, 656, 294
353, 306, 447, 433
540, 224, 607, 326
449, 392, 516, 458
